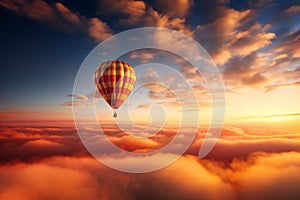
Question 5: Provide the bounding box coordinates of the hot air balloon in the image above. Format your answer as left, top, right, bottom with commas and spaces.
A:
94, 60, 136, 118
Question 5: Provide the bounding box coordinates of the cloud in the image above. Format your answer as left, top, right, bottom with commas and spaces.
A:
119, 0, 146, 25
95, 0, 194, 36
178, 63, 205, 83
144, 83, 170, 93
95, 0, 192, 36
0, 108, 44, 121
108, 135, 161, 153
1, 122, 300, 199
146, 84, 177, 101
0, 157, 104, 200
0, 0, 56, 22
202, 138, 300, 161
0, 0, 113, 42
267, 4, 300, 35
248, 0, 275, 8
55, 2, 81, 25
131, 62, 210, 111
68, 94, 89, 100
97, 0, 146, 25
0, 125, 87, 162
2, 122, 300, 163
88, 18, 113, 42
138, 68, 159, 83
222, 52, 268, 87
186, 124, 300, 161
136, 104, 152, 110
235, 113, 300, 120
230, 23, 276, 57
270, 30, 300, 65
0, 111, 41, 118
130, 52, 155, 63
0, 152, 300, 199
232, 152, 300, 200
195, 7, 252, 65
192, 2, 299, 92
60, 101, 90, 107
196, 10, 276, 65
265, 81, 300, 92
285, 5, 300, 14
257, 30, 300, 91
199, 151, 300, 199
183, 1, 291, 94
61, 93, 103, 107
152, 0, 194, 18
148, 9, 194, 36
0, 155, 231, 199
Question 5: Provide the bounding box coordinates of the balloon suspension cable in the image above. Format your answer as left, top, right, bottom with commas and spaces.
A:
113, 111, 117, 118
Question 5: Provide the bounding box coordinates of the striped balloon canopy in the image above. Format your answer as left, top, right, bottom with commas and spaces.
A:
94, 60, 136, 117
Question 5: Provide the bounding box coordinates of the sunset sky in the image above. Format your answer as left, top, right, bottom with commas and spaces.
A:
0, 0, 300, 199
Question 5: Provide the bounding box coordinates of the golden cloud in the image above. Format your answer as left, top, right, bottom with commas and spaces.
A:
0, 152, 300, 199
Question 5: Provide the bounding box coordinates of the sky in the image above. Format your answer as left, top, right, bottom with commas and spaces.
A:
0, 0, 299, 123
0, 0, 300, 199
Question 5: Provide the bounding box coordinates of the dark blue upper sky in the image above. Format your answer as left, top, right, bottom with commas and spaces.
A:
0, 5, 92, 109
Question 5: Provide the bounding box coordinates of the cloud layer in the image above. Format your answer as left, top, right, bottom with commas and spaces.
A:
0, 121, 300, 199
0, 152, 300, 200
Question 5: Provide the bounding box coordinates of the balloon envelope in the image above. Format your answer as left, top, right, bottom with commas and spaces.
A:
94, 60, 136, 109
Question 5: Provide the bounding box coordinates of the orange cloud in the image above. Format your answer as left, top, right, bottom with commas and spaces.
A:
144, 7, 193, 36
231, 23, 276, 57
265, 81, 300, 92
0, 152, 300, 199
61, 92, 104, 107
0, 125, 87, 162
119, 0, 146, 25
97, 0, 146, 25
196, 10, 276, 67
231, 152, 300, 199
152, 0, 194, 18
109, 135, 160, 153
195, 8, 251, 65
192, 3, 297, 92
222, 52, 268, 87
0, 157, 104, 200
0, 121, 300, 199
2, 122, 300, 164
88, 18, 113, 42
0, 109, 45, 121
55, 2, 81, 25
285, 5, 300, 14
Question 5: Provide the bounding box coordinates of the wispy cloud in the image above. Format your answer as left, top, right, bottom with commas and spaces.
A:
265, 81, 300, 92
88, 18, 113, 42
96, 0, 146, 25
130, 51, 155, 63
61, 93, 102, 107
233, 112, 300, 120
